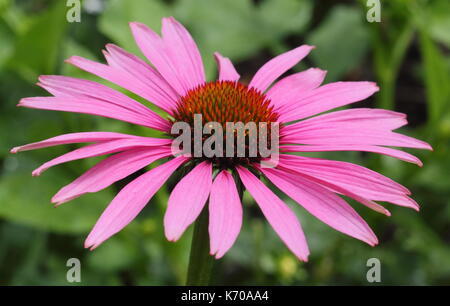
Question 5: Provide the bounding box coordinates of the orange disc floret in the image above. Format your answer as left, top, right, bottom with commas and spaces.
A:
172, 81, 279, 126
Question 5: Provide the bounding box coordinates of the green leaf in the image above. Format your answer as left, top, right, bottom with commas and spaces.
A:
306, 6, 369, 81
419, 31, 450, 127
61, 38, 99, 79
87, 237, 139, 272
8, 0, 68, 80
0, 165, 112, 234
174, 0, 265, 79
428, 0, 450, 48
98, 0, 169, 55
258, 0, 312, 40
0, 19, 14, 69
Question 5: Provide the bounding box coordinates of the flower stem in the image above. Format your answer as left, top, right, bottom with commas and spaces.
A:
186, 206, 214, 286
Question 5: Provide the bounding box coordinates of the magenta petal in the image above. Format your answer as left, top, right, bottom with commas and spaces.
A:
280, 145, 423, 166
281, 128, 432, 150
278, 155, 419, 210
209, 170, 242, 259
65, 55, 175, 116
164, 161, 213, 242
265, 162, 391, 216
19, 96, 169, 132
85, 156, 188, 249
249, 45, 314, 93
32, 137, 171, 176
52, 147, 173, 205
39, 74, 169, 121
104, 44, 179, 113
129, 22, 187, 96
161, 17, 206, 91
214, 52, 240, 82
282, 108, 408, 137
279, 81, 379, 122
267, 68, 326, 109
236, 166, 309, 261
261, 167, 378, 246
10, 132, 137, 153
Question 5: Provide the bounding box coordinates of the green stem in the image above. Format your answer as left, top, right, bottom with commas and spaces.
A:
186, 206, 214, 286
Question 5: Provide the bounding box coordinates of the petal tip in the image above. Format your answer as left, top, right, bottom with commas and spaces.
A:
31, 169, 41, 177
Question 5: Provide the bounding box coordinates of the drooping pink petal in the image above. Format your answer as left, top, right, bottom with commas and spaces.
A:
266, 68, 326, 109
164, 161, 212, 241
103, 44, 179, 112
38, 76, 170, 132
281, 128, 432, 150
214, 52, 240, 82
236, 166, 309, 261
261, 167, 378, 246
282, 108, 408, 137
18, 96, 169, 131
52, 146, 173, 205
66, 55, 177, 114
279, 154, 409, 193
209, 170, 242, 259
39, 75, 158, 117
263, 161, 390, 216
10, 132, 138, 153
32, 137, 171, 176
278, 81, 380, 122
85, 156, 189, 249
129, 22, 187, 96
249, 45, 314, 93
161, 17, 206, 91
278, 154, 419, 210
279, 145, 423, 166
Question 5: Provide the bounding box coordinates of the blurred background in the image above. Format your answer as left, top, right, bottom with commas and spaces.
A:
0, 0, 449, 285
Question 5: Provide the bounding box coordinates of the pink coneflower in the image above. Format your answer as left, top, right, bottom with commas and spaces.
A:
12, 17, 431, 262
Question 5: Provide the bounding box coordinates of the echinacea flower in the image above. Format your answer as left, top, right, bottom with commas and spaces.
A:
12, 17, 431, 261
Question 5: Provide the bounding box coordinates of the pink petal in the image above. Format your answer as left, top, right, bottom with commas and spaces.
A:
209, 170, 242, 259
85, 156, 188, 249
249, 45, 314, 93
66, 55, 177, 115
39, 75, 165, 118
164, 161, 212, 241
265, 162, 390, 216
282, 108, 408, 137
279, 145, 423, 166
19, 96, 169, 131
161, 17, 206, 91
214, 52, 240, 82
281, 128, 432, 150
266, 68, 326, 108
236, 166, 309, 261
32, 137, 171, 176
261, 167, 378, 246
129, 22, 187, 96
278, 155, 419, 210
104, 44, 179, 113
10, 132, 137, 153
278, 81, 380, 122
52, 147, 173, 205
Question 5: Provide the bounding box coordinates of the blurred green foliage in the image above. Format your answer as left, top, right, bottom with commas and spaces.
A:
0, 0, 449, 285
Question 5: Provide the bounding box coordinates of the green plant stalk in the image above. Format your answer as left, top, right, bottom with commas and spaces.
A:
371, 20, 414, 110
186, 206, 214, 286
